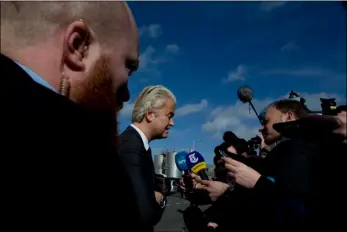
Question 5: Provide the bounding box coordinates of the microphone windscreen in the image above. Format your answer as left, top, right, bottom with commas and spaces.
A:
237, 86, 253, 103
185, 151, 207, 174
175, 151, 189, 171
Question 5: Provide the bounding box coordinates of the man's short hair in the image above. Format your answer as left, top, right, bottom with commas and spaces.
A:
336, 105, 347, 113
131, 85, 176, 123
268, 99, 310, 119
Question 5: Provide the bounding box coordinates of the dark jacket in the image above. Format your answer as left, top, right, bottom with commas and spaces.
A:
209, 139, 320, 230
118, 126, 165, 231
1, 53, 142, 231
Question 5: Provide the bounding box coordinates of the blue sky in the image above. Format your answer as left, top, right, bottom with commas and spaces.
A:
119, 1, 346, 163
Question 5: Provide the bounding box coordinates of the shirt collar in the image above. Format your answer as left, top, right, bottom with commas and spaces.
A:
130, 124, 150, 151
15, 61, 57, 93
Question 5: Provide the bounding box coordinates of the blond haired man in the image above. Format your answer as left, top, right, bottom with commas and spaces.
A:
119, 85, 176, 231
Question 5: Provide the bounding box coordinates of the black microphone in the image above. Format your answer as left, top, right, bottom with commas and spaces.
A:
237, 85, 253, 103
237, 86, 263, 125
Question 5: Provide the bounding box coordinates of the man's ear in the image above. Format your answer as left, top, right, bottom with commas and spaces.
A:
286, 111, 296, 121
63, 20, 90, 71
145, 111, 155, 123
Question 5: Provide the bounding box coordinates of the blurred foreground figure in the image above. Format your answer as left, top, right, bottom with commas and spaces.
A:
1, 1, 143, 230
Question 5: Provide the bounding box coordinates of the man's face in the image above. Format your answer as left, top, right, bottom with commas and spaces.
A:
68, 5, 139, 120
337, 110, 346, 119
259, 106, 296, 144
75, 34, 138, 117
150, 98, 175, 140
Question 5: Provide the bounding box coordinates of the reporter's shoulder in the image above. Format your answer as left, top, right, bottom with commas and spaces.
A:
281, 138, 319, 149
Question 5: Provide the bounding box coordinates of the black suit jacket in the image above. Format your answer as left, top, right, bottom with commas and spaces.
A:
0, 54, 143, 231
119, 126, 165, 230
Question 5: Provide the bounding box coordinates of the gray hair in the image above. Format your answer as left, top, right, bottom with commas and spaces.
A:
131, 85, 176, 123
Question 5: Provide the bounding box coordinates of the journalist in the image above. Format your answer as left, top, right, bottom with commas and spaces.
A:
198, 99, 321, 230
188, 132, 260, 232
223, 99, 321, 229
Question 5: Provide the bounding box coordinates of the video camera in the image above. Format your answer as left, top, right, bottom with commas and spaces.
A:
287, 90, 337, 116
320, 98, 337, 115
213, 131, 262, 182
246, 135, 262, 155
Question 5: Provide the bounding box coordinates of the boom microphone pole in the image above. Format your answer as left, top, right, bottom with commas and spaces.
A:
237, 86, 263, 125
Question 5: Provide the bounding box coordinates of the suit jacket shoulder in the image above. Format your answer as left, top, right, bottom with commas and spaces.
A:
118, 125, 165, 229
119, 126, 149, 165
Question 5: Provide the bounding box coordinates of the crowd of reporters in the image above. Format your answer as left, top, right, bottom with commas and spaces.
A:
179, 98, 347, 232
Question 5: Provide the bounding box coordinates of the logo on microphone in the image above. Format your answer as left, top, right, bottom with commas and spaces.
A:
188, 153, 198, 163
178, 160, 185, 165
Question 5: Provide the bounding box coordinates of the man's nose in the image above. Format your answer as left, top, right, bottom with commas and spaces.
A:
169, 118, 174, 126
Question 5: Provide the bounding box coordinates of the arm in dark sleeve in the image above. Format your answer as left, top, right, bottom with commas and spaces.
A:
187, 189, 212, 205
119, 142, 163, 228
254, 140, 318, 198
252, 140, 320, 225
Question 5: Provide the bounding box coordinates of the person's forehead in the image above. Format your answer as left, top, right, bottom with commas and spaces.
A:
265, 107, 281, 118
164, 98, 175, 108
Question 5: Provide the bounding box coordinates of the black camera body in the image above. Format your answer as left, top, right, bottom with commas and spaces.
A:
246, 135, 262, 155
320, 98, 337, 115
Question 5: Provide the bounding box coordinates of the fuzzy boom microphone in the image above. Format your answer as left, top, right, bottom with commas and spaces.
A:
237, 86, 263, 125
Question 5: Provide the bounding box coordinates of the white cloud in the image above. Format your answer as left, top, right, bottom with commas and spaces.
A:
176, 99, 208, 117
202, 92, 343, 140
138, 46, 167, 76
120, 99, 209, 119
139, 24, 162, 38
166, 44, 180, 54
259, 1, 287, 12
280, 42, 300, 53
139, 46, 156, 70
138, 44, 179, 76
222, 64, 247, 83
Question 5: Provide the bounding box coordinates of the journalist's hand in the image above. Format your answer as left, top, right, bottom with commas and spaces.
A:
207, 222, 218, 229
221, 157, 261, 189
201, 180, 229, 201
190, 173, 204, 189
154, 191, 164, 205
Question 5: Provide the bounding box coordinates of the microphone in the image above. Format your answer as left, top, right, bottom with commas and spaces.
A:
237, 86, 263, 125
175, 151, 193, 191
185, 151, 209, 180
237, 85, 253, 103
175, 151, 189, 172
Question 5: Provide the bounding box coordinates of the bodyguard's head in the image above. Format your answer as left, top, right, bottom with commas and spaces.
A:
132, 85, 176, 140
1, 1, 138, 116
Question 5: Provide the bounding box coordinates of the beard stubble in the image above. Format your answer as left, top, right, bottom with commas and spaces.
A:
74, 55, 120, 146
